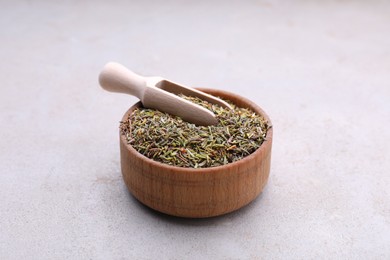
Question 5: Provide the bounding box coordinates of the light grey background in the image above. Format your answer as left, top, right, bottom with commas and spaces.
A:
1, 1, 389, 259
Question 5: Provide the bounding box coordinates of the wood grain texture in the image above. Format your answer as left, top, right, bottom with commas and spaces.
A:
120, 89, 273, 218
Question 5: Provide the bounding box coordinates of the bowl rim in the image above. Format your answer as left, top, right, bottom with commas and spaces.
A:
120, 88, 273, 173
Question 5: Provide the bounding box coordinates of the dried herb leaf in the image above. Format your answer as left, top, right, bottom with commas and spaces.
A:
120, 94, 271, 168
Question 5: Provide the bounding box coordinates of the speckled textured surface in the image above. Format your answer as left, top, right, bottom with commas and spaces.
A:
1, 1, 390, 259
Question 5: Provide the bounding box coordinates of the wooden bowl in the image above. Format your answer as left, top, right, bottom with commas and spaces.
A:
120, 89, 273, 218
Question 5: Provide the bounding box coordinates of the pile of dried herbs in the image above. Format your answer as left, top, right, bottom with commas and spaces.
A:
120, 94, 271, 168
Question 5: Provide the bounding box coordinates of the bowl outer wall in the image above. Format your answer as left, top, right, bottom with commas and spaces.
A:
119, 88, 273, 218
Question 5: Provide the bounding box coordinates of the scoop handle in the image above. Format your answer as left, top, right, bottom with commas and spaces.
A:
99, 62, 146, 99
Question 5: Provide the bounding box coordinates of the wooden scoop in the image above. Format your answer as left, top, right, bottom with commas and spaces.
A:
99, 62, 231, 126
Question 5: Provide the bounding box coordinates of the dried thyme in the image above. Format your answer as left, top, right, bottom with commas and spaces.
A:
120, 94, 271, 168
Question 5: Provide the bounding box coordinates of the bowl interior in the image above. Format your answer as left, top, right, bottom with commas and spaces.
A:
120, 88, 273, 172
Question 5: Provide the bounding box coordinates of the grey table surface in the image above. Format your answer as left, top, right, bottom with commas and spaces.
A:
1, 1, 390, 259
